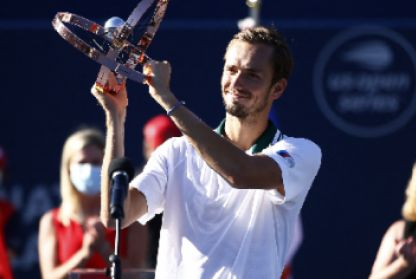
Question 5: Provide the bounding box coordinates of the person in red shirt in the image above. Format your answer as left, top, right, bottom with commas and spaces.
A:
0, 146, 14, 279
38, 128, 149, 279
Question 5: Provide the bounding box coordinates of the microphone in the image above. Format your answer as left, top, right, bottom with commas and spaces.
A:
108, 157, 135, 219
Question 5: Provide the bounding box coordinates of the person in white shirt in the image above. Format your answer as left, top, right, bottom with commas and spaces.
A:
91, 26, 322, 279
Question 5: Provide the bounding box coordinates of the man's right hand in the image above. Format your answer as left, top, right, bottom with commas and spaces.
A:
91, 66, 128, 116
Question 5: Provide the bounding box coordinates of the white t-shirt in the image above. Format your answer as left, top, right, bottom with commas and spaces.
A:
131, 130, 321, 279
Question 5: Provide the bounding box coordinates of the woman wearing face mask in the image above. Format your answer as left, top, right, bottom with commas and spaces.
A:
38, 128, 148, 279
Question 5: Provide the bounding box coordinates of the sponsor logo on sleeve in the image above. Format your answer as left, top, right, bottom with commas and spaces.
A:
277, 150, 295, 168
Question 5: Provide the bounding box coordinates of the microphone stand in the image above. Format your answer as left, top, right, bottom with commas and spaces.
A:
108, 206, 124, 279
106, 158, 134, 279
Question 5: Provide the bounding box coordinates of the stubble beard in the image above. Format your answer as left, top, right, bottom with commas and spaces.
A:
223, 92, 270, 119
224, 100, 249, 119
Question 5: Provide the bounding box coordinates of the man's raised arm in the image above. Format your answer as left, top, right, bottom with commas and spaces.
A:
91, 67, 147, 228
143, 61, 284, 193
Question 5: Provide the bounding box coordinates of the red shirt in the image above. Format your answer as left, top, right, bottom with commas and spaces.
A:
0, 199, 14, 279
51, 208, 128, 268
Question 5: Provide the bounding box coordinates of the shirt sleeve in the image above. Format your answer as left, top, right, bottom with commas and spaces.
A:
130, 141, 171, 225
262, 137, 322, 204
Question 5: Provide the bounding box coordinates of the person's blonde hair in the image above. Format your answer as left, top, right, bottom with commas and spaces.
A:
402, 163, 416, 221
59, 128, 105, 224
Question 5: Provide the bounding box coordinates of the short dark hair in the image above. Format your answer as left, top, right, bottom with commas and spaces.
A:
226, 26, 293, 83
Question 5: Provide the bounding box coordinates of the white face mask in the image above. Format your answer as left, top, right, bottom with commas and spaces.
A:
70, 163, 101, 196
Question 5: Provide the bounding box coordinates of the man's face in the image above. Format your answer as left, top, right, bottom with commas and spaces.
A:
221, 40, 279, 119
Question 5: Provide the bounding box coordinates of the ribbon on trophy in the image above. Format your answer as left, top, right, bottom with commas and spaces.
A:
52, 0, 169, 92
